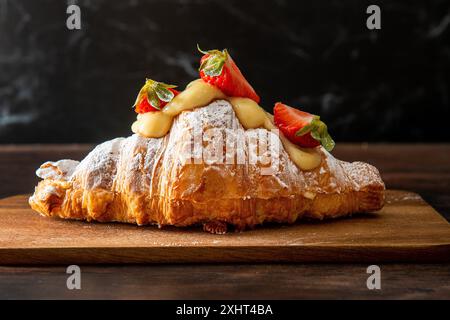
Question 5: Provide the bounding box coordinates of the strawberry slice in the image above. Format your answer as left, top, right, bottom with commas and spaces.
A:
133, 79, 179, 114
274, 102, 335, 151
197, 45, 260, 103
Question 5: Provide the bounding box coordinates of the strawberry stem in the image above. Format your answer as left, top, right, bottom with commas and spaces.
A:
196, 44, 209, 55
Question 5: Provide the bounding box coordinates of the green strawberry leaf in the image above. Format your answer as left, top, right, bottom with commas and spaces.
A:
296, 123, 314, 136
295, 116, 335, 151
159, 82, 177, 89
131, 87, 146, 109
197, 45, 228, 77
197, 44, 209, 55
199, 58, 208, 72
147, 89, 161, 110
295, 116, 320, 136
321, 132, 335, 152
310, 128, 321, 141
132, 78, 177, 111
155, 84, 174, 102
203, 57, 226, 76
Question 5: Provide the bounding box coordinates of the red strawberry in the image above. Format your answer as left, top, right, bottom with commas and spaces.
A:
133, 79, 179, 114
197, 45, 260, 103
274, 102, 335, 151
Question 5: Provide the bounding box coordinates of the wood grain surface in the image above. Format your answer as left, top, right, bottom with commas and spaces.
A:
1, 190, 449, 264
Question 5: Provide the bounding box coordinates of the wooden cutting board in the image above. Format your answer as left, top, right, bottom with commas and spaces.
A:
0, 190, 449, 264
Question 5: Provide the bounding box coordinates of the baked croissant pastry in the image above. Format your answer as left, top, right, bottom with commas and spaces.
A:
29, 46, 385, 233
30, 99, 385, 233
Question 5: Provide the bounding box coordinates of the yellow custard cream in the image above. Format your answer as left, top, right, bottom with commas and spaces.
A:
131, 79, 321, 170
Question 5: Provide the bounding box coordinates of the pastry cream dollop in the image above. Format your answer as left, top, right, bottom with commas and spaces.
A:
131, 79, 321, 170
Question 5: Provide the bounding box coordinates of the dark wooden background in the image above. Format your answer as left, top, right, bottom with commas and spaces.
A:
0, 143, 449, 299
0, 0, 449, 144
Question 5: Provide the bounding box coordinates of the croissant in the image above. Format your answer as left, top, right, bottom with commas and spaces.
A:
29, 100, 385, 233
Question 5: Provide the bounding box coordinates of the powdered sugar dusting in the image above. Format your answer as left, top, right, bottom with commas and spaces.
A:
341, 161, 384, 191
41, 185, 59, 198
182, 99, 237, 130
72, 137, 125, 190
116, 134, 165, 193
35, 101, 384, 201
36, 159, 79, 181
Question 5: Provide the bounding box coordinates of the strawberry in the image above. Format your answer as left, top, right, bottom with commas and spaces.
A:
132, 79, 179, 114
274, 102, 335, 151
197, 45, 260, 103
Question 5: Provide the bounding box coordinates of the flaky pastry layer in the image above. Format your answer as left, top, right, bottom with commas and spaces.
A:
29, 100, 385, 231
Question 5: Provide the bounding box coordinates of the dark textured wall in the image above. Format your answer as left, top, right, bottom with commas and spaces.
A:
0, 0, 449, 143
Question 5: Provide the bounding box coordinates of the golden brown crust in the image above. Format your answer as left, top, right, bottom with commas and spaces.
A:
30, 183, 384, 229
29, 101, 385, 232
